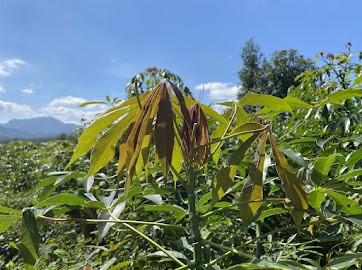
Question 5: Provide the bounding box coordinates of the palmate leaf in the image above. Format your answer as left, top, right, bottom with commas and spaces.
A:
155, 85, 174, 177
125, 89, 161, 192
270, 134, 308, 225
240, 131, 268, 222
211, 130, 264, 208
19, 209, 40, 270
239, 93, 293, 113
88, 109, 137, 177
67, 106, 135, 168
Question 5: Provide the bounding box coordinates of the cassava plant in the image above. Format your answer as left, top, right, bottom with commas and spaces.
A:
1, 52, 361, 269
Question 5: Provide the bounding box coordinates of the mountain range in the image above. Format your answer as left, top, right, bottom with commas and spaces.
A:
0, 117, 81, 141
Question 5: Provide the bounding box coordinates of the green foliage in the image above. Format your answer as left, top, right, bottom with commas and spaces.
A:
238, 38, 315, 99
1, 47, 361, 269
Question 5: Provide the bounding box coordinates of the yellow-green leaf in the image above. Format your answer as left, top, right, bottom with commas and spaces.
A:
270, 134, 308, 225
88, 109, 136, 176
211, 132, 262, 207
67, 106, 132, 167
240, 132, 267, 222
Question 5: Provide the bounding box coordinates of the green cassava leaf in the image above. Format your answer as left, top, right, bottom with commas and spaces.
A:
317, 88, 362, 107
239, 93, 293, 113
0, 215, 20, 233
141, 205, 187, 223
240, 132, 267, 222
323, 189, 362, 215
283, 96, 313, 110
270, 134, 308, 225
281, 148, 307, 168
257, 208, 289, 221
311, 155, 335, 186
35, 193, 105, 209
19, 209, 40, 270
88, 109, 137, 177
67, 106, 133, 167
211, 132, 263, 207
230, 122, 265, 142
307, 189, 325, 211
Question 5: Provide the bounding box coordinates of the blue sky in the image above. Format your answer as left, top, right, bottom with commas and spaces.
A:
0, 0, 361, 123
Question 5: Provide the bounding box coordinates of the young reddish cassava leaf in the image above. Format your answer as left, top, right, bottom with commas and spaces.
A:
270, 134, 308, 225
182, 103, 210, 168
155, 84, 174, 178
240, 131, 268, 222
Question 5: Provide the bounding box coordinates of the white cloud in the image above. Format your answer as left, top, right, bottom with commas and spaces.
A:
0, 85, 5, 94
21, 88, 34, 95
48, 96, 87, 107
0, 59, 26, 77
194, 82, 239, 101
0, 96, 108, 124
0, 100, 37, 123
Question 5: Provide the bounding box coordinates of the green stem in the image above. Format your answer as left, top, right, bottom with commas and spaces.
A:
187, 166, 203, 267
122, 222, 186, 267
37, 214, 186, 232
211, 103, 238, 155
255, 222, 261, 258
201, 239, 252, 259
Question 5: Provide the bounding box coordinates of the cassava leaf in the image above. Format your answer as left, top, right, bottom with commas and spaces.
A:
67, 106, 133, 167
311, 155, 335, 186
88, 109, 137, 176
19, 209, 40, 270
270, 134, 308, 226
155, 85, 174, 177
239, 93, 293, 113
211, 132, 262, 207
317, 88, 362, 107
240, 132, 267, 222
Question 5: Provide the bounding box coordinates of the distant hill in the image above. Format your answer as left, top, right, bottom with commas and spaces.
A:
0, 117, 81, 141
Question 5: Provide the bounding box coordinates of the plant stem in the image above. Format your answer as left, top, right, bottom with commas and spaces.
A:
201, 239, 252, 259
187, 166, 203, 268
37, 214, 186, 232
122, 222, 186, 267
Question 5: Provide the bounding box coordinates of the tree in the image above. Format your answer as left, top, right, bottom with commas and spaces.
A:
238, 39, 315, 98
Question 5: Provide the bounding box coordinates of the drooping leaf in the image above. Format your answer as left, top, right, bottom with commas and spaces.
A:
18, 209, 40, 270
240, 132, 267, 222
235, 104, 249, 126
311, 155, 335, 186
124, 89, 161, 193
155, 85, 174, 177
211, 132, 263, 207
88, 107, 137, 177
270, 134, 308, 225
35, 193, 105, 209
67, 106, 133, 167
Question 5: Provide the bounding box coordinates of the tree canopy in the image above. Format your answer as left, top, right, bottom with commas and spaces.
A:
238, 38, 315, 98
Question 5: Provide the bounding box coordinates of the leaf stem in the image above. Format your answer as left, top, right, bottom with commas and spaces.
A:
201, 239, 252, 259
36, 214, 186, 231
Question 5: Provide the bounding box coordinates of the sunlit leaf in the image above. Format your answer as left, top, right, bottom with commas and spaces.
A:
239, 93, 293, 113
240, 132, 267, 222
317, 88, 362, 107
211, 132, 263, 207
67, 106, 133, 167
88, 110, 137, 177
283, 96, 313, 109
0, 215, 20, 233
311, 155, 335, 186
19, 209, 40, 270
270, 134, 308, 225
